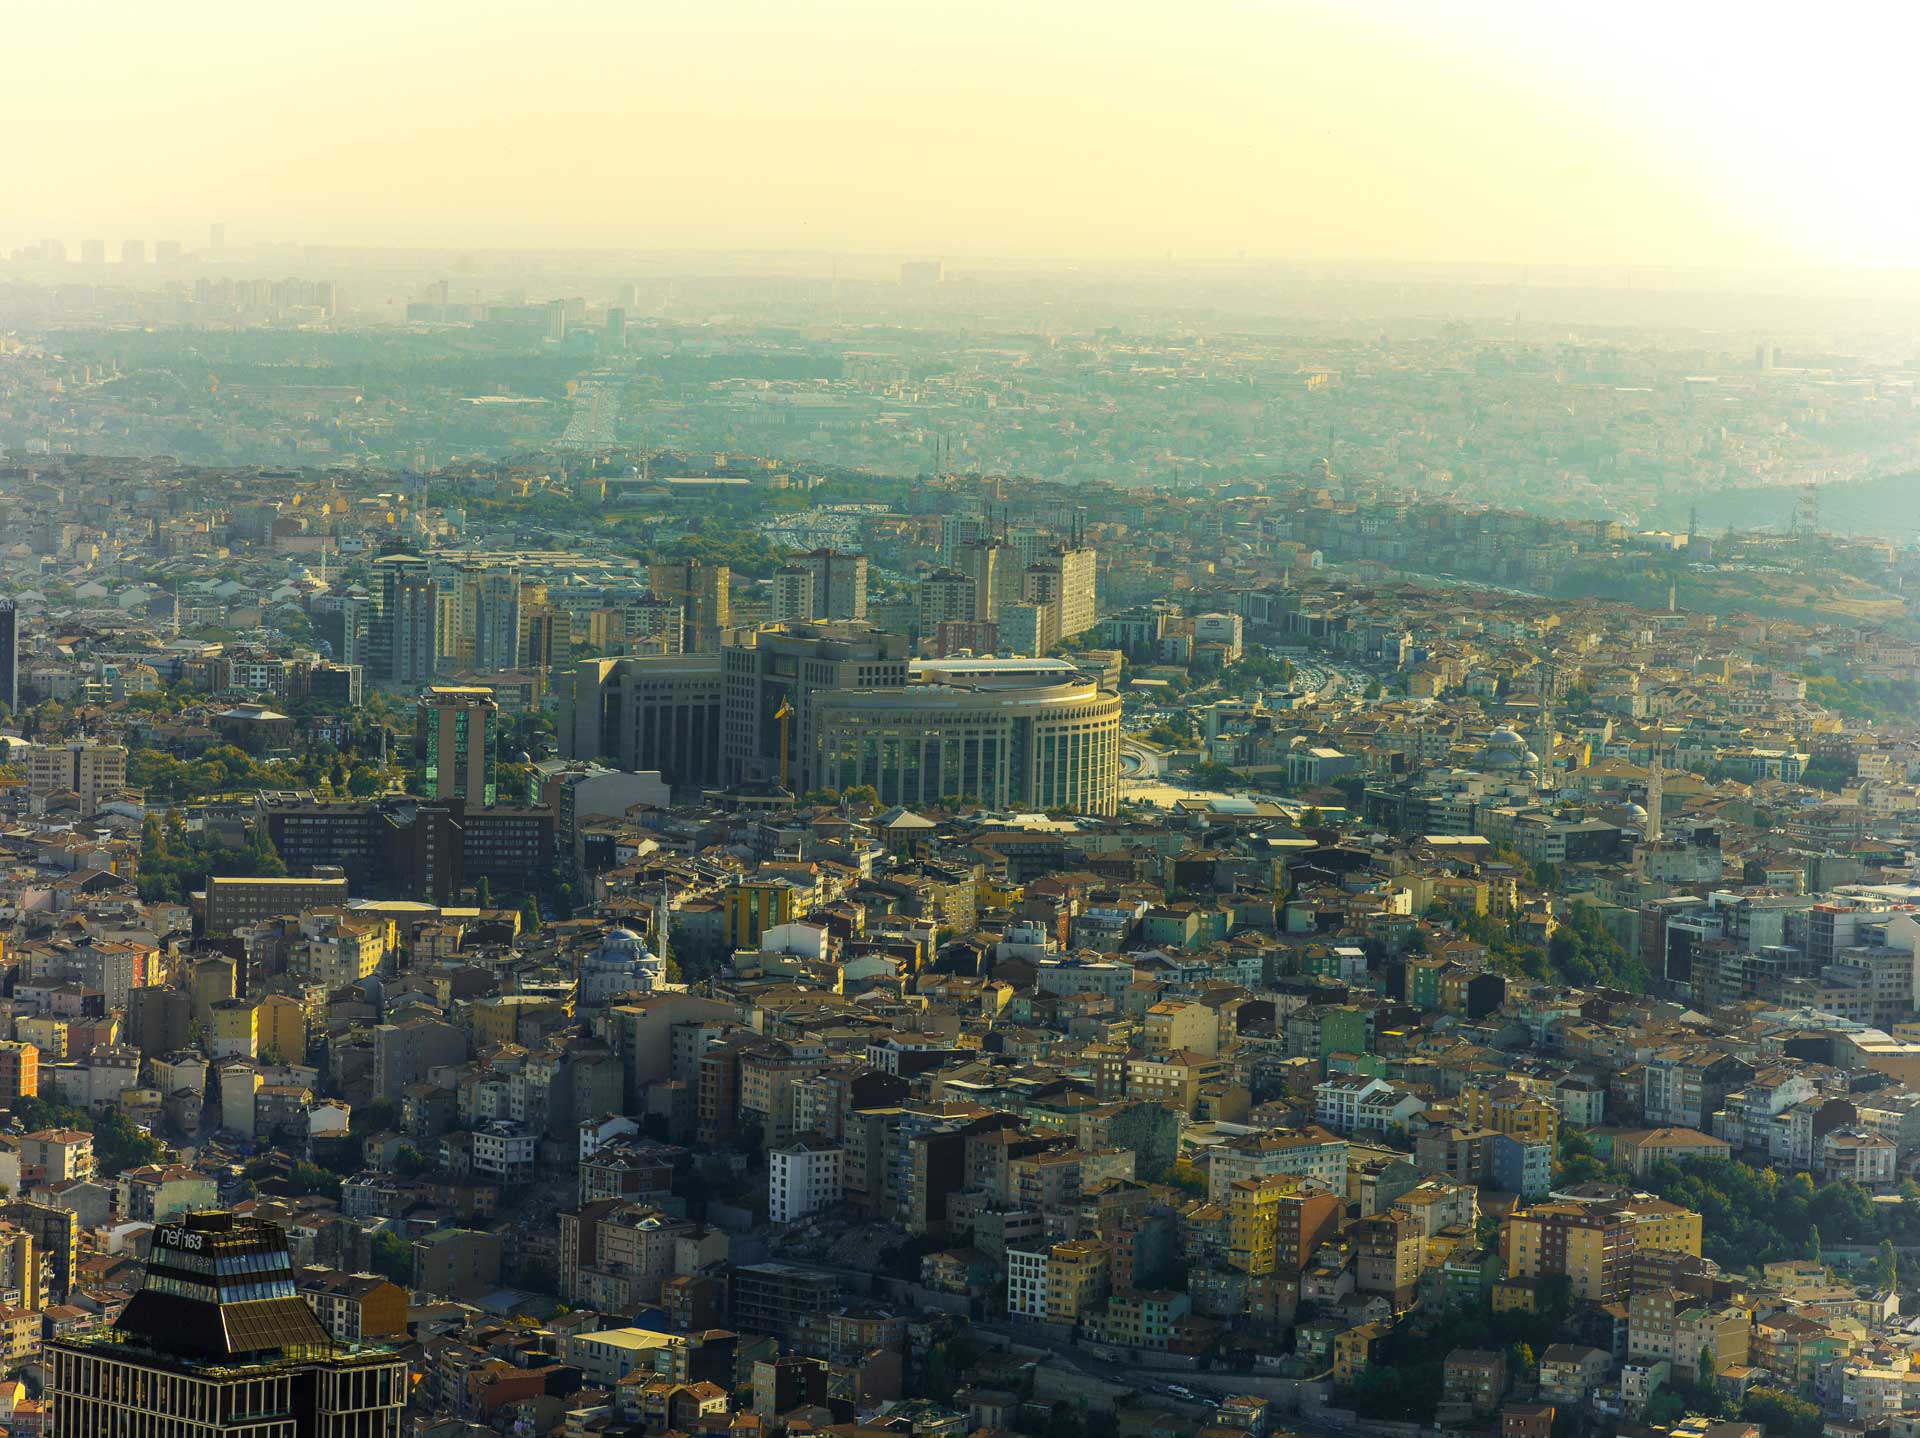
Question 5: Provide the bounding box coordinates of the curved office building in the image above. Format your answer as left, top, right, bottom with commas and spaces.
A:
813, 672, 1121, 815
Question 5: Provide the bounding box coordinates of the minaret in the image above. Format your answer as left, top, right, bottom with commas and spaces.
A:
1536, 665, 1556, 794
656, 880, 670, 977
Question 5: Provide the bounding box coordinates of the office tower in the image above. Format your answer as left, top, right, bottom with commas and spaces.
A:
565, 656, 726, 790
647, 560, 730, 653
607, 306, 628, 348
49, 1211, 405, 1438
433, 584, 464, 673
442, 566, 519, 673
900, 258, 944, 286
916, 570, 978, 635
155, 239, 182, 263
522, 601, 570, 672
371, 553, 437, 685
770, 566, 817, 624
469, 569, 521, 671
39, 240, 66, 263
122, 239, 146, 264
418, 686, 498, 806
940, 514, 990, 564
0, 597, 16, 715
721, 622, 911, 793
1024, 545, 1097, 641
80, 239, 105, 265
209, 221, 227, 250
545, 298, 568, 342
26, 739, 128, 816
790, 549, 868, 621
515, 581, 548, 665
814, 658, 1122, 816
340, 591, 376, 670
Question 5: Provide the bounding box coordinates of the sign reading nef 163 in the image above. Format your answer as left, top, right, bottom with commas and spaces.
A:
152, 1226, 205, 1252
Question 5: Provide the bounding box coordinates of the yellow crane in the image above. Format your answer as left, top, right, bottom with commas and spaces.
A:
773, 697, 793, 791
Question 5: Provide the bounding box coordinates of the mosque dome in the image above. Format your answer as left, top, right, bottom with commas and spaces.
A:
584, 925, 666, 992
1479, 727, 1538, 771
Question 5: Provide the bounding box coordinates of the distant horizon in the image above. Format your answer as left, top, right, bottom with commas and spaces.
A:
15, 237, 1920, 297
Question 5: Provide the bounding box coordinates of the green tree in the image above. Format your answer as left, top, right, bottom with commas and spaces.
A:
369, 1230, 413, 1287
93, 1108, 165, 1177
1645, 1391, 1687, 1429
354, 1096, 399, 1133
1877, 1237, 1898, 1290
1743, 1388, 1822, 1438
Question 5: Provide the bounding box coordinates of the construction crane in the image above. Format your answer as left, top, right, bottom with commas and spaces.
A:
773, 697, 793, 791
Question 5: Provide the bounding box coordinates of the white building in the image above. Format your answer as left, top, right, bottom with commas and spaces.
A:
768, 1138, 844, 1224
1006, 1246, 1050, 1319
1314, 1075, 1393, 1132
1206, 1128, 1348, 1202
471, 1120, 537, 1184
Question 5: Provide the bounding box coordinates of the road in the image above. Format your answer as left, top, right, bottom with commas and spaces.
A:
559, 376, 619, 447
974, 1318, 1338, 1414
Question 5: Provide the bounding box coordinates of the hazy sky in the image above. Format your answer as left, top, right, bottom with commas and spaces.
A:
11, 0, 1916, 267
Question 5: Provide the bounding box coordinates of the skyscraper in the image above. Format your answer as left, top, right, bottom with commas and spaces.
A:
49, 1211, 405, 1438
340, 590, 375, 670
0, 597, 16, 716
418, 686, 499, 807
790, 549, 869, 621
443, 566, 521, 673
371, 553, 437, 685
647, 559, 730, 653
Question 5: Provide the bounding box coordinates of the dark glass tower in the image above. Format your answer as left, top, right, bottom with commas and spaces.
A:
0, 597, 16, 716
49, 1210, 405, 1438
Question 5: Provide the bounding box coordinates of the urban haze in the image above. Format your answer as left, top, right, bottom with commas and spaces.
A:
2, 8, 1918, 1438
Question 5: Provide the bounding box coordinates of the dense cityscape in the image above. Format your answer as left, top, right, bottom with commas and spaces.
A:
7, 36, 1920, 1438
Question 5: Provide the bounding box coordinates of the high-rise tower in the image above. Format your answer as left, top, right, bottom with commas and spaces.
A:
49, 1211, 405, 1438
